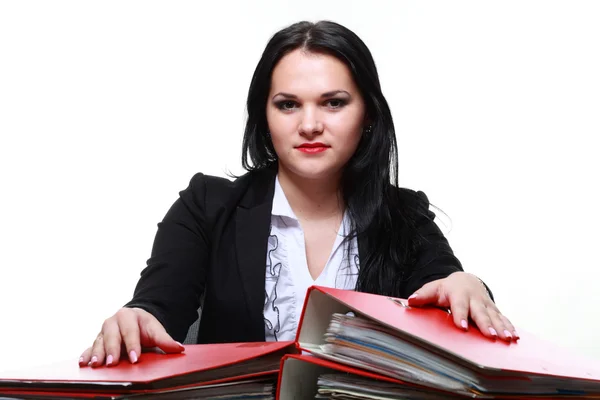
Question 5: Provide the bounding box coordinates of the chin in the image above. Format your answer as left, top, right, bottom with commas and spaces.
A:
283, 162, 343, 181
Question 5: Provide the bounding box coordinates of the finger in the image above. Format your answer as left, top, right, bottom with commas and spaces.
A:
79, 347, 92, 367
469, 299, 497, 340
407, 281, 442, 307
102, 317, 123, 367
488, 309, 513, 342
448, 295, 470, 331
89, 333, 106, 367
117, 309, 141, 364
482, 301, 514, 341
139, 312, 185, 354
498, 313, 519, 340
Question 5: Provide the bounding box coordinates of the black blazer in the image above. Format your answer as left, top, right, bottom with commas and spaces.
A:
125, 167, 470, 344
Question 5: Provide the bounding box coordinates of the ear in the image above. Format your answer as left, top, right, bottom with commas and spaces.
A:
362, 114, 374, 133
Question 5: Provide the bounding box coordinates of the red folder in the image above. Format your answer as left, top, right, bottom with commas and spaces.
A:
0, 341, 296, 398
294, 286, 600, 398
277, 354, 462, 400
278, 354, 600, 400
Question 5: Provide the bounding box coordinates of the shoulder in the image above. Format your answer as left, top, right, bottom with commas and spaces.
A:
389, 186, 431, 217
394, 186, 428, 203
181, 167, 276, 210
184, 172, 240, 199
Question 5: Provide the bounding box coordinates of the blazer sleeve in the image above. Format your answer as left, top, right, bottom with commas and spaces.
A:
124, 173, 211, 342
403, 190, 495, 301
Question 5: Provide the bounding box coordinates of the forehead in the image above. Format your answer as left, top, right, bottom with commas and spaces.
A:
270, 49, 358, 95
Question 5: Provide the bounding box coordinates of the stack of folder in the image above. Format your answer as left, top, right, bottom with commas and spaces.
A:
0, 341, 295, 399
2, 287, 600, 398
277, 286, 600, 399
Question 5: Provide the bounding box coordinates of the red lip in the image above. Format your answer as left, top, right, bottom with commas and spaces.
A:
296, 142, 329, 154
297, 142, 329, 148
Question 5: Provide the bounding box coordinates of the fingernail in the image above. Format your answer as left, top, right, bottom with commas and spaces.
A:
461, 319, 468, 330
504, 330, 512, 339
176, 341, 184, 348
106, 355, 113, 366
91, 356, 98, 366
408, 294, 418, 300
79, 357, 84, 365
489, 327, 498, 337
513, 330, 519, 338
129, 350, 138, 364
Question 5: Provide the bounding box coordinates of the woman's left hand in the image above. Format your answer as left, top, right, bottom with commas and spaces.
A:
407, 272, 518, 341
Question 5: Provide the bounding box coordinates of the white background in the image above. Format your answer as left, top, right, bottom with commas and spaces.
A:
1, 0, 599, 373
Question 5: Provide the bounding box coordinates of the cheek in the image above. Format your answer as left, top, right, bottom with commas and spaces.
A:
267, 108, 294, 135
265, 106, 276, 132
267, 128, 293, 160
331, 116, 363, 149
269, 134, 288, 156
266, 111, 298, 154
344, 130, 363, 157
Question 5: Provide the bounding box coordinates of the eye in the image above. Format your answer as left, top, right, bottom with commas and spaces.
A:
275, 100, 298, 111
325, 98, 347, 109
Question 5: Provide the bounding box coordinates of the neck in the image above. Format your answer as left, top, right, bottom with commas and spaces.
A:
277, 165, 344, 222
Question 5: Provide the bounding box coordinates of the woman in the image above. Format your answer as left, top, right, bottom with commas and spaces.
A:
80, 20, 516, 368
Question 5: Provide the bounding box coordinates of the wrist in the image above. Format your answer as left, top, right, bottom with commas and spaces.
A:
475, 276, 494, 300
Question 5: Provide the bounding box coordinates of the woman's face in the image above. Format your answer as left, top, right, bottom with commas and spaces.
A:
266, 49, 367, 182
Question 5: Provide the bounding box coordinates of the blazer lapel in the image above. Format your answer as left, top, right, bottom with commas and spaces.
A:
235, 168, 276, 338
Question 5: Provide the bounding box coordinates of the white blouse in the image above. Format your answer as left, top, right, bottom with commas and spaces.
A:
263, 177, 360, 342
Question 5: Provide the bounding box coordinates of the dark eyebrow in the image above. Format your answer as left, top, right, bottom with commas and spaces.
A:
272, 90, 351, 100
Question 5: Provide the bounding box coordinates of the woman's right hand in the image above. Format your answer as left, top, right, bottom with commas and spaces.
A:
79, 307, 185, 367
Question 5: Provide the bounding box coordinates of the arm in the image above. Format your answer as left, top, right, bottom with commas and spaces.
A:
402, 191, 469, 294
405, 191, 517, 341
124, 173, 211, 342
408, 190, 494, 300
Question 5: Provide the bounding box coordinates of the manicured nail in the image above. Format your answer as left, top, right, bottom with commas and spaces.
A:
129, 350, 138, 364
408, 294, 418, 300
106, 355, 113, 366
489, 327, 498, 337
79, 357, 84, 366
91, 356, 98, 366
461, 319, 468, 330
504, 330, 512, 339
513, 330, 519, 338
176, 341, 184, 348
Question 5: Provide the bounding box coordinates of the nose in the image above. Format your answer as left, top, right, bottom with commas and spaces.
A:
298, 106, 323, 137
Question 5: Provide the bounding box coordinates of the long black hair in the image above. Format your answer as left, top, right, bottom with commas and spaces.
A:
241, 20, 429, 297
